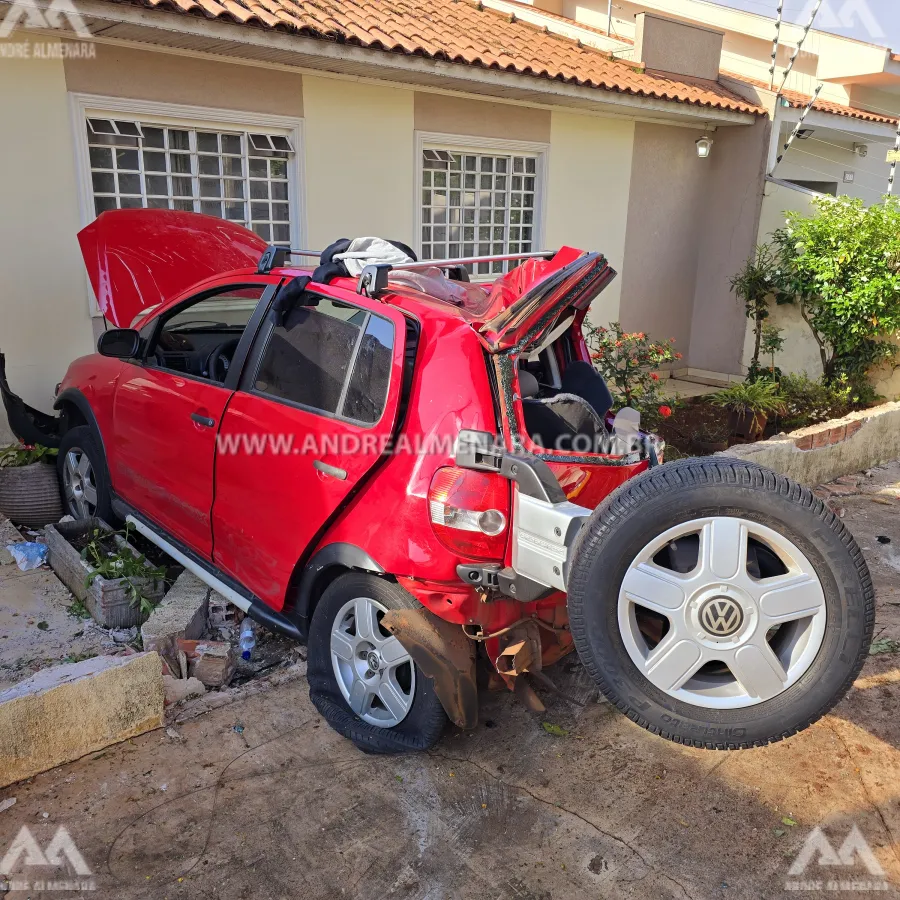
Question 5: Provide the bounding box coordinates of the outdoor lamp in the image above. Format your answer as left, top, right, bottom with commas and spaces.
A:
696, 135, 714, 159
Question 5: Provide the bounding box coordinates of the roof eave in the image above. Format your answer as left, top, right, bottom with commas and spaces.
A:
46, 0, 758, 126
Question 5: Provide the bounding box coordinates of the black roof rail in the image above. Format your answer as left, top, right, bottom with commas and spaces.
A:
256, 246, 323, 275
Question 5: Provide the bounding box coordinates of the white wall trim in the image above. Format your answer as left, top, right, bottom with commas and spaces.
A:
67, 92, 307, 316
413, 130, 550, 270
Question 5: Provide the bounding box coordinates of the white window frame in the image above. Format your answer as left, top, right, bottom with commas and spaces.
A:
414, 131, 549, 280
69, 93, 306, 317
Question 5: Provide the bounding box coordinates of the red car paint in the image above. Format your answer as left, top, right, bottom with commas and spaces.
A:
59, 210, 650, 672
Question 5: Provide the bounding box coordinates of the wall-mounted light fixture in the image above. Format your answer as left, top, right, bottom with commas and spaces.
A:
696, 135, 714, 159
853, 143, 868, 158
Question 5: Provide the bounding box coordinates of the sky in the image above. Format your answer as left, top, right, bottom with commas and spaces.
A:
704, 0, 898, 49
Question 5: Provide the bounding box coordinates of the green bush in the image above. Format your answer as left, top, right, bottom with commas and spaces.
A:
772, 196, 900, 384
777, 373, 854, 430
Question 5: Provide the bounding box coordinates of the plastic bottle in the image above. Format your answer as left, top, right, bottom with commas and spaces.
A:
239, 619, 255, 661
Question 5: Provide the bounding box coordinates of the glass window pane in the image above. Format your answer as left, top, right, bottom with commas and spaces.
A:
343, 314, 394, 423
255, 300, 363, 415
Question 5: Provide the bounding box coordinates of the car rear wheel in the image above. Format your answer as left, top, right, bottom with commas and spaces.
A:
307, 573, 446, 753
566, 458, 874, 749
57, 426, 113, 522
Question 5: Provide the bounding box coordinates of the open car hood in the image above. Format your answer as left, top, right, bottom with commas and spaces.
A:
478, 250, 616, 353
78, 210, 268, 327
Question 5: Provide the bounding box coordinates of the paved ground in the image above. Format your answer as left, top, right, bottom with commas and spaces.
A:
2, 466, 900, 899
0, 518, 110, 691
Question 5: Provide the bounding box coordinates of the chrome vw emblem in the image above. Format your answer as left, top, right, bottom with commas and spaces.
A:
699, 597, 744, 637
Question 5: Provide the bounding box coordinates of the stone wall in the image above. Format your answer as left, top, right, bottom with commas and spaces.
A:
718, 402, 900, 487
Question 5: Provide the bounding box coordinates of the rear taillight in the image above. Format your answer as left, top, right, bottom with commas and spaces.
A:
428, 466, 510, 560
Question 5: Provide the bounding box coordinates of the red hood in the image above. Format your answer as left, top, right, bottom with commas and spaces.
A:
78, 210, 268, 327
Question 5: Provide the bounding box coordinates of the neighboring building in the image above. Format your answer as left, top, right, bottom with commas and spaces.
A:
517, 0, 900, 387
0, 0, 895, 441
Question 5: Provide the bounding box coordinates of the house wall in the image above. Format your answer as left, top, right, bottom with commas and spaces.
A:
63, 43, 305, 117
413, 93, 551, 143
619, 117, 769, 375
544, 111, 635, 326
303, 77, 415, 250
0, 36, 95, 443
0, 35, 767, 442
618, 122, 705, 358
689, 115, 769, 375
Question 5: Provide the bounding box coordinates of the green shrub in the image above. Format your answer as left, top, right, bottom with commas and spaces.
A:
710, 380, 785, 419
772, 196, 900, 384
777, 373, 854, 430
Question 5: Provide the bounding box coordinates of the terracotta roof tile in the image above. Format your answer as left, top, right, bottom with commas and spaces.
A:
781, 88, 898, 126
106, 0, 763, 115
722, 71, 898, 126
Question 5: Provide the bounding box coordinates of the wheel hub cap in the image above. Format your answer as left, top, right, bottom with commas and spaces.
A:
618, 516, 827, 710
62, 449, 98, 519
329, 597, 416, 728
699, 597, 743, 637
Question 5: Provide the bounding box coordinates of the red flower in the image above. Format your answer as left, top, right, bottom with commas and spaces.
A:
658, 405, 673, 418
650, 373, 659, 381
674, 352, 683, 360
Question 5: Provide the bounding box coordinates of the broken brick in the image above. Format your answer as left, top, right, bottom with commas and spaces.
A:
175, 639, 236, 688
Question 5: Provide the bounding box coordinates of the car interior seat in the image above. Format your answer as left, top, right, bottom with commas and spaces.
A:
519, 367, 610, 451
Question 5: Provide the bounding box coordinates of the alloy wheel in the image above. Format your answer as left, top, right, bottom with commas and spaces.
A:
330, 596, 416, 727
62, 448, 98, 519
618, 516, 827, 709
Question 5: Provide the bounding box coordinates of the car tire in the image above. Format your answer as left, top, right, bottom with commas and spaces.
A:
307, 573, 447, 753
567, 458, 874, 750
57, 426, 114, 522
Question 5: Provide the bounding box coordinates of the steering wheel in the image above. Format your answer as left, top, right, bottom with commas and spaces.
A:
205, 338, 241, 383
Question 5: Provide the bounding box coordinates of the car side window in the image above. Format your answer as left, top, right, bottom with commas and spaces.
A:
147, 285, 267, 383
254, 297, 395, 424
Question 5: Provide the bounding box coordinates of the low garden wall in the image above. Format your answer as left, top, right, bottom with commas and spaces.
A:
718, 401, 900, 486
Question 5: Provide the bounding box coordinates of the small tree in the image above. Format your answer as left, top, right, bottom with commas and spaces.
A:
730, 245, 789, 380
772, 196, 900, 383
760, 323, 785, 380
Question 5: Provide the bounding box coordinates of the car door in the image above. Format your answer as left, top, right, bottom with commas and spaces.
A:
211, 282, 410, 611
110, 278, 278, 559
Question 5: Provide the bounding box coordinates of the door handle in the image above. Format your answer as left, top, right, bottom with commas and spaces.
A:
191, 413, 216, 428
313, 460, 347, 481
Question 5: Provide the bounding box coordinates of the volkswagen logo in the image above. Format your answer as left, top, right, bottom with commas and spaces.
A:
699, 597, 744, 637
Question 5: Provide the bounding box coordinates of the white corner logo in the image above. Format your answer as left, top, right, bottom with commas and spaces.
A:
0, 0, 92, 39
785, 825, 890, 893
798, 0, 885, 39
0, 825, 96, 892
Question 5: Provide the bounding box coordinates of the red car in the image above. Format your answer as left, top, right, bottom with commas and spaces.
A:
2, 211, 873, 753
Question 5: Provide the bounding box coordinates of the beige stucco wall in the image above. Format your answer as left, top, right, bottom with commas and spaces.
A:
633, 13, 723, 80
414, 93, 551, 143
619, 117, 768, 375
64, 43, 304, 117
689, 115, 769, 375
545, 111, 635, 326
618, 122, 706, 359
0, 36, 95, 443
303, 77, 415, 251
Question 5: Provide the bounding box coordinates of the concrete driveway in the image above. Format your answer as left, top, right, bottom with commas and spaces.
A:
1, 467, 899, 900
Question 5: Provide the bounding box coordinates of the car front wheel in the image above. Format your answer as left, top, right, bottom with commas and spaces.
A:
307, 573, 447, 753
57, 426, 113, 522
567, 458, 875, 749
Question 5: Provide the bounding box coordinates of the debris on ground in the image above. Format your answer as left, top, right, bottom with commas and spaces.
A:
7, 541, 48, 571
162, 674, 206, 705
870, 638, 900, 655
175, 638, 237, 688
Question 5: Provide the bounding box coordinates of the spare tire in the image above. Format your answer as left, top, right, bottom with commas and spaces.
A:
567, 458, 874, 749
